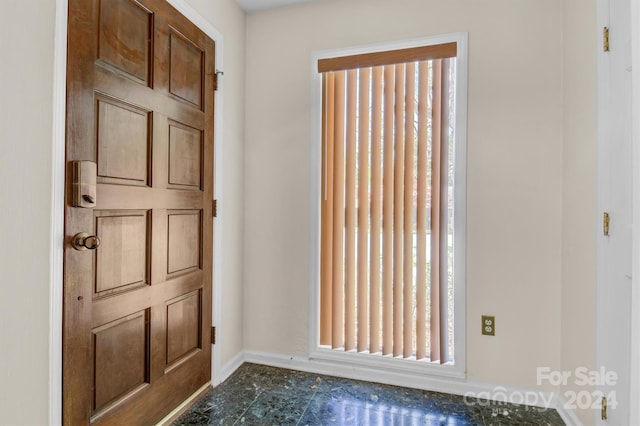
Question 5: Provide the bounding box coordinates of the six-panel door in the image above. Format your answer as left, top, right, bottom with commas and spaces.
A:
64, 0, 214, 424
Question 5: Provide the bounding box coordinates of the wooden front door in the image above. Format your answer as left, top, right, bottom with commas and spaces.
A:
63, 0, 214, 424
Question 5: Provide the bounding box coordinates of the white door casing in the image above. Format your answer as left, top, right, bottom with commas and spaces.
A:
596, 0, 633, 424
631, 0, 640, 423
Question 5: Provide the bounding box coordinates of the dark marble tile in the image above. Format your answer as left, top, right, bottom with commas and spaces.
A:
314, 376, 370, 406
173, 409, 211, 426
300, 397, 366, 425
238, 389, 313, 425
206, 385, 260, 419
475, 402, 565, 426
357, 382, 433, 414
172, 363, 566, 426
357, 408, 432, 426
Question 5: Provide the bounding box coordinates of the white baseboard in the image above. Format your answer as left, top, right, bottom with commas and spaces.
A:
245, 350, 472, 395
215, 351, 246, 386
553, 394, 585, 426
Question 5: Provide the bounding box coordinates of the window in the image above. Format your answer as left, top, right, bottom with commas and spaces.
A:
313, 36, 466, 373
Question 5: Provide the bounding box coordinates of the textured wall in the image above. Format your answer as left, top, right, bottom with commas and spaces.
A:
0, 0, 56, 423
561, 0, 599, 424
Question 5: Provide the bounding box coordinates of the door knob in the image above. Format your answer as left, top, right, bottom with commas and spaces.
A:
72, 232, 101, 251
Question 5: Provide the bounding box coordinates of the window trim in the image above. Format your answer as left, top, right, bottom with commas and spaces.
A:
308, 32, 468, 379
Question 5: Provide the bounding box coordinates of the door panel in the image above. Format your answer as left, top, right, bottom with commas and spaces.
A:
169, 30, 204, 108
64, 0, 214, 424
168, 121, 203, 189
92, 310, 150, 412
94, 211, 149, 295
165, 290, 202, 367
96, 98, 151, 185
97, 0, 153, 84
167, 210, 202, 274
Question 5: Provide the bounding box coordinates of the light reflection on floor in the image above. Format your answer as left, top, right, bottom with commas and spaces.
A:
316, 396, 467, 426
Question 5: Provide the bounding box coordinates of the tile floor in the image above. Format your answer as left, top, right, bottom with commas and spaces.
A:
172, 363, 565, 425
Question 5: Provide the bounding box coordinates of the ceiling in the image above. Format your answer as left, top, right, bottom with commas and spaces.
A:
235, 0, 314, 13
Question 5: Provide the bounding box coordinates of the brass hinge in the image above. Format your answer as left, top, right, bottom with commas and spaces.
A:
214, 70, 224, 91
213, 199, 218, 218
603, 212, 610, 236
602, 396, 607, 420
211, 326, 216, 345
603, 26, 610, 52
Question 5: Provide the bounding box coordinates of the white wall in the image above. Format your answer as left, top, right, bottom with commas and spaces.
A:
561, 0, 598, 424
0, 1, 56, 424
185, 0, 247, 371
244, 0, 564, 389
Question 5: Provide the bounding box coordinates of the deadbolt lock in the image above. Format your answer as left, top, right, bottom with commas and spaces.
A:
72, 161, 97, 208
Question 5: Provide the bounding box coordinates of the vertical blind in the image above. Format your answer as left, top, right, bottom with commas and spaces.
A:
319, 43, 457, 363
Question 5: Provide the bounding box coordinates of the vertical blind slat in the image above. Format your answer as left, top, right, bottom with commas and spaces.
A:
430, 60, 443, 362
320, 72, 335, 346
393, 63, 405, 357
369, 66, 383, 354
345, 69, 358, 351
331, 71, 346, 349
439, 59, 451, 362
416, 62, 429, 360
381, 65, 395, 356
357, 68, 371, 352
403, 62, 416, 358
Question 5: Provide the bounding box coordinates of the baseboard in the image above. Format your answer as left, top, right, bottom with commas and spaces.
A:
553, 394, 585, 426
244, 350, 472, 396
243, 350, 583, 424
215, 351, 246, 385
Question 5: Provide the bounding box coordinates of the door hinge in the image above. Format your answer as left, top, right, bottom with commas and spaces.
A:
214, 70, 224, 91
603, 212, 610, 236
211, 326, 216, 345
602, 396, 607, 420
213, 199, 218, 218
603, 26, 610, 52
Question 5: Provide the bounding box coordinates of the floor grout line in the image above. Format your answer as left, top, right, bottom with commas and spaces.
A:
231, 387, 264, 426
295, 387, 319, 426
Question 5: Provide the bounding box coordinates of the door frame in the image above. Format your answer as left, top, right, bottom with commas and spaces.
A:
596, 0, 639, 424
168, 0, 226, 389
631, 0, 640, 423
49, 1, 225, 423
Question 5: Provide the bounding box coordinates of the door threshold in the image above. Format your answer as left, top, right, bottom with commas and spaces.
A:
156, 382, 212, 426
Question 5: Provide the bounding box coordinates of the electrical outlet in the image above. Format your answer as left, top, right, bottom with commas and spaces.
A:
482, 315, 495, 336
